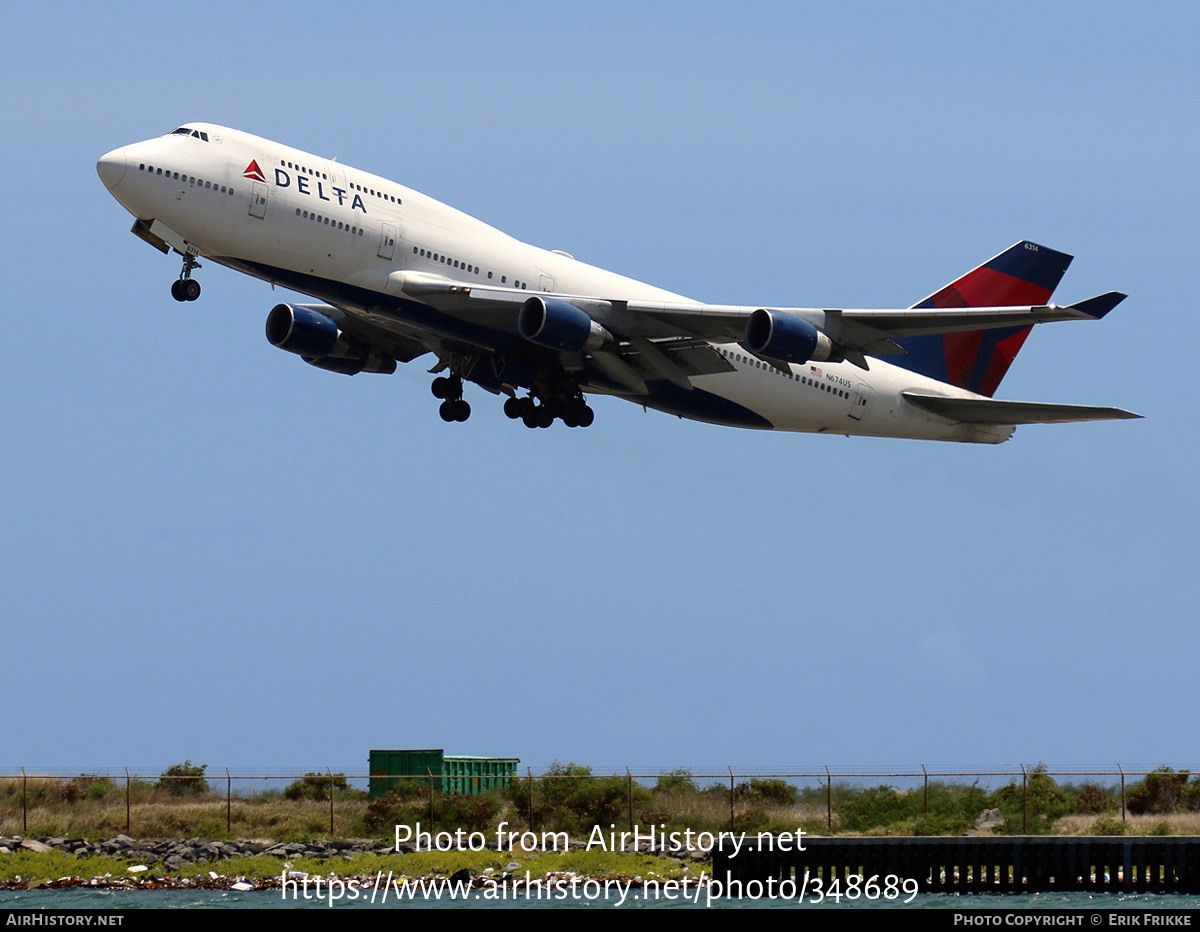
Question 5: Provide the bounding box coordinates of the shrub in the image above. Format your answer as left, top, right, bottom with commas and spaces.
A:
654, 769, 699, 795
1091, 816, 1128, 835
835, 785, 914, 832
363, 789, 500, 836
990, 764, 1071, 834
1127, 768, 1195, 815
1072, 784, 1116, 815
284, 772, 349, 802
158, 760, 208, 797
738, 779, 797, 806
525, 762, 649, 835
60, 775, 115, 803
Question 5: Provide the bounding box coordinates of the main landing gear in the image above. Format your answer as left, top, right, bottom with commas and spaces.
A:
432, 375, 471, 422
170, 254, 202, 302
428, 365, 595, 428
503, 393, 595, 429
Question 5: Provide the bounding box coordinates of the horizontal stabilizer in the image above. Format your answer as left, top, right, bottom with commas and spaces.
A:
1068, 291, 1126, 319
903, 391, 1142, 425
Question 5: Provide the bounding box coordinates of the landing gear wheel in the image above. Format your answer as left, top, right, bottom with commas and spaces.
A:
170, 280, 186, 302
503, 397, 523, 419
578, 405, 595, 428
439, 399, 471, 422
431, 375, 463, 400
181, 279, 201, 302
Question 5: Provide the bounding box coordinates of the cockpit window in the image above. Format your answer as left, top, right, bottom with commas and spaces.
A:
169, 127, 209, 141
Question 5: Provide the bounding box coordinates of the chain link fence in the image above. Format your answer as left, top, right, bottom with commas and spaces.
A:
1, 766, 1194, 841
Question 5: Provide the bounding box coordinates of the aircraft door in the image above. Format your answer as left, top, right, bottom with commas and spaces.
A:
378, 222, 397, 260
848, 382, 873, 421
249, 182, 268, 219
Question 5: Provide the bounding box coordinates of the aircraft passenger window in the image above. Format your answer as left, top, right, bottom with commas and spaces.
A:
156, 168, 162, 175
296, 208, 301, 215
488, 272, 492, 279
501, 276, 506, 283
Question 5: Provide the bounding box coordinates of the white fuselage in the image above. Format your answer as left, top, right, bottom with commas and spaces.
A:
97, 124, 1013, 443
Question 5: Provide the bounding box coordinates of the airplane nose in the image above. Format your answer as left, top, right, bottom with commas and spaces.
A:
97, 147, 127, 190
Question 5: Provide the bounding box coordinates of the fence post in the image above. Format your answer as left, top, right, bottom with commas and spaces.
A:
923, 764, 929, 815
226, 768, 232, 835
125, 768, 130, 834
1021, 764, 1028, 834
426, 769, 435, 828
728, 768, 734, 835
328, 769, 335, 836
527, 767, 534, 832
626, 770, 634, 833
826, 766, 832, 831
21, 769, 26, 834
1119, 765, 1126, 822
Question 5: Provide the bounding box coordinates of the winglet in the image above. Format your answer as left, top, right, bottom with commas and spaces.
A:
1068, 291, 1127, 319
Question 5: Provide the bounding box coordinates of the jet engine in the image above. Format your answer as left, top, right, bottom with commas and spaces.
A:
743, 309, 834, 364
265, 304, 396, 375
518, 296, 610, 353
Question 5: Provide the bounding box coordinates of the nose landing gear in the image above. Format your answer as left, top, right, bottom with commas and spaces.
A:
171, 254, 202, 302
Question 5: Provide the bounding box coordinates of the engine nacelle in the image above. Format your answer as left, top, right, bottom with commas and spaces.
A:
265, 304, 396, 375
266, 303, 341, 357
743, 309, 834, 364
518, 296, 609, 353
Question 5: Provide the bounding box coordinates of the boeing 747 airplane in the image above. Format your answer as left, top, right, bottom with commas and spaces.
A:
97, 123, 1138, 442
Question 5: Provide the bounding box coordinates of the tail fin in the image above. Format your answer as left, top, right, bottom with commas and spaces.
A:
890, 241, 1073, 396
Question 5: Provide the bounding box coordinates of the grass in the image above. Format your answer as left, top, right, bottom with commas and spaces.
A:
1, 795, 358, 841
0, 848, 697, 885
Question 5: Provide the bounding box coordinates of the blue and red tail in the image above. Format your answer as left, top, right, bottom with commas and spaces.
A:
890, 241, 1072, 397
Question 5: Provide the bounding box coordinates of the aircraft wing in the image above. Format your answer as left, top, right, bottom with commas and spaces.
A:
390, 271, 1125, 359
619, 291, 1127, 350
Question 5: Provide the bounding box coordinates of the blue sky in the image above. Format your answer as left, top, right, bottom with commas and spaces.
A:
1, 1, 1196, 783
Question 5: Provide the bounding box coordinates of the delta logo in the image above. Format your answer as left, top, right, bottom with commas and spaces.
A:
243, 160, 266, 182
